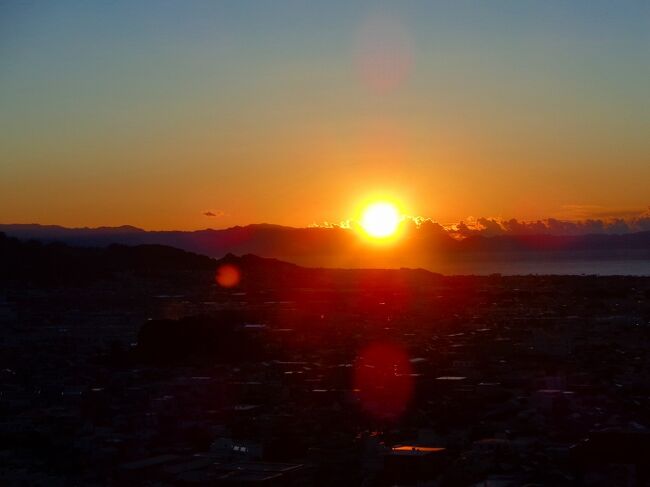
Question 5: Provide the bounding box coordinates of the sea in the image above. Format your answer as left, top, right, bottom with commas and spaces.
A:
292, 250, 650, 276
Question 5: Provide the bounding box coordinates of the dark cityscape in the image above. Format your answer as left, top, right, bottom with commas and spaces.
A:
2, 235, 649, 485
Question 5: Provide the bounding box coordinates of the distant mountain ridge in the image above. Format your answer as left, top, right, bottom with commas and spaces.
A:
0, 232, 444, 289
0, 231, 215, 285
1, 223, 650, 272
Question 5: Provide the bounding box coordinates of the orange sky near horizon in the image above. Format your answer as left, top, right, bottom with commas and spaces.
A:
1, 2, 649, 231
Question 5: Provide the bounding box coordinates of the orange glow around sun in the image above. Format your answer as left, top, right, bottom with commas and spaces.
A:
360, 201, 401, 239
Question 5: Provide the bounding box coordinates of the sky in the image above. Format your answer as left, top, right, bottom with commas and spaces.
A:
1, 1, 649, 230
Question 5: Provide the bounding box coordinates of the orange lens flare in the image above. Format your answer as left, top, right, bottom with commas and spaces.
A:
215, 264, 241, 288
353, 342, 414, 420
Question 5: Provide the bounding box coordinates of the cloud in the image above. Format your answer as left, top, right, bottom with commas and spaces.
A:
309, 220, 351, 229
203, 210, 225, 218
434, 207, 650, 238
412, 218, 448, 235
310, 207, 650, 238
445, 213, 650, 238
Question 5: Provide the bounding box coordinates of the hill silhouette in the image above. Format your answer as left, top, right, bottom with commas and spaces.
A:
0, 231, 445, 289
1, 224, 649, 272
0, 232, 215, 285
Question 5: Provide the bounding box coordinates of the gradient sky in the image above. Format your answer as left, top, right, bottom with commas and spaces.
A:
1, 1, 649, 230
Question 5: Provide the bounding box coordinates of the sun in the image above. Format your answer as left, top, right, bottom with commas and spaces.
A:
360, 202, 401, 238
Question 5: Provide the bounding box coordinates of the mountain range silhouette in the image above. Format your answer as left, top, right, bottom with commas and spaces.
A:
1, 223, 649, 272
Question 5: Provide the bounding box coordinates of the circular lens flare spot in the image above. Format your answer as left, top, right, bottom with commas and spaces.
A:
353, 342, 414, 420
216, 264, 240, 288
360, 202, 400, 238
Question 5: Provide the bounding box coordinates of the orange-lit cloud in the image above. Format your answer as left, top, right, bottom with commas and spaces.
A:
311, 209, 650, 238
447, 212, 650, 237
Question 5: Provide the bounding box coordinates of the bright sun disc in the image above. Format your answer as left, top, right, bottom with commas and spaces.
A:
360, 202, 400, 238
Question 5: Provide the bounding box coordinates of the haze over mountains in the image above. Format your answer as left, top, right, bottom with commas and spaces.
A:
0, 231, 444, 290
2, 223, 650, 275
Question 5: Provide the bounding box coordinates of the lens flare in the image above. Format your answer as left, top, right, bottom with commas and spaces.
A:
216, 264, 240, 288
